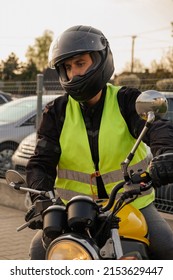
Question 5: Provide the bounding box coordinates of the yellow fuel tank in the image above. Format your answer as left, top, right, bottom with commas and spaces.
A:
99, 199, 149, 245
117, 204, 149, 245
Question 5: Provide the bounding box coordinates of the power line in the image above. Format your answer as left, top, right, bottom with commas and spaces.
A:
138, 26, 171, 35
109, 26, 171, 39
137, 36, 171, 43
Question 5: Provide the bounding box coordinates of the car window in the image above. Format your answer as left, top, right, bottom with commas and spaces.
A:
0, 96, 5, 104
0, 96, 56, 123
20, 114, 36, 126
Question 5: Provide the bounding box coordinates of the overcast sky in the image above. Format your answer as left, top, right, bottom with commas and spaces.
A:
1, 0, 173, 74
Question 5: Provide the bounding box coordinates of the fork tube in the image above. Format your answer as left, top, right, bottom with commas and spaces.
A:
111, 228, 123, 259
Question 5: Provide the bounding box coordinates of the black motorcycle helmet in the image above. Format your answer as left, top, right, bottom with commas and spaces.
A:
48, 25, 114, 102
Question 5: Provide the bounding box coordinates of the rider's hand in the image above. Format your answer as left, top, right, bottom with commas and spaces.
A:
25, 205, 43, 230
149, 152, 173, 188
25, 205, 35, 222
25, 197, 64, 230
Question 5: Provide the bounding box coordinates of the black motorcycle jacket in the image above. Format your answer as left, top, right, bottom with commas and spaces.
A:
26, 85, 173, 201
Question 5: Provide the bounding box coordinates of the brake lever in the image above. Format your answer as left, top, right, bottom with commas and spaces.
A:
16, 213, 41, 232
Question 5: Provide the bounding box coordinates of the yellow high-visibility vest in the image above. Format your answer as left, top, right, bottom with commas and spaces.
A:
56, 83, 154, 208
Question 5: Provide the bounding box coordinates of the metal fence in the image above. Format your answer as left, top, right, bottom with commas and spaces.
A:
0, 79, 64, 97
154, 185, 173, 214
0, 75, 173, 214
0, 77, 173, 96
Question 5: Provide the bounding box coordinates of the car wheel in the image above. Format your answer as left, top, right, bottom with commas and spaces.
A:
0, 142, 18, 177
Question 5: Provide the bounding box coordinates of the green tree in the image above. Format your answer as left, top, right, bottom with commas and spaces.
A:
150, 48, 173, 75
25, 30, 54, 72
123, 58, 146, 73
164, 47, 173, 73
19, 60, 39, 80
1, 52, 20, 80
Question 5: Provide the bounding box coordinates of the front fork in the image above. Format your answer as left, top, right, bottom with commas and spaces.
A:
111, 228, 123, 259
99, 216, 123, 259
99, 228, 123, 259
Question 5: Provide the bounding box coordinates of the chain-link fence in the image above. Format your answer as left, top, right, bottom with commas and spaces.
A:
154, 185, 173, 214
0, 80, 64, 97
0, 76, 173, 96
0, 75, 173, 214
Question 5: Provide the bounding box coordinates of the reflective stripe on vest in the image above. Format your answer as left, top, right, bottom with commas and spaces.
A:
58, 158, 147, 185
56, 83, 154, 208
56, 185, 153, 203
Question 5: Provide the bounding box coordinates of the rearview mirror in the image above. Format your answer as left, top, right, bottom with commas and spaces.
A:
5, 170, 27, 194
135, 90, 168, 121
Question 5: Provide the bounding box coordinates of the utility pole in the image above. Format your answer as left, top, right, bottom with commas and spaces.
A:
36, 74, 44, 132
131, 35, 137, 73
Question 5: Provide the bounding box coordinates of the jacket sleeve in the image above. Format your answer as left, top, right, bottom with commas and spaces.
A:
26, 95, 67, 202
117, 87, 173, 157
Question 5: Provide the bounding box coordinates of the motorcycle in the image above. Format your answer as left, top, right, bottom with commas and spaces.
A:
5, 90, 168, 260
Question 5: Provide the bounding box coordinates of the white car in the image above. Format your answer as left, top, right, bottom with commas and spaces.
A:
12, 132, 36, 174
0, 94, 58, 176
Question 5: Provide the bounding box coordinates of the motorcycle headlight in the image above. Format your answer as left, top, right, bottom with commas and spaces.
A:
47, 239, 93, 260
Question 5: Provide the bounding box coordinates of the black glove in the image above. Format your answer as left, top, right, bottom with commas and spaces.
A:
25, 204, 43, 230
25, 205, 35, 222
25, 198, 64, 230
25, 199, 49, 230
149, 152, 173, 188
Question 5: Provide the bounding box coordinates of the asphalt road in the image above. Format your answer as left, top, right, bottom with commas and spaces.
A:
0, 205, 36, 260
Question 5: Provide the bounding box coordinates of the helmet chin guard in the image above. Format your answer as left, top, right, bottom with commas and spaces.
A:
49, 25, 114, 102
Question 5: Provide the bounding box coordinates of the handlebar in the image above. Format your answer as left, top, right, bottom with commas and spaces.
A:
101, 181, 125, 212
101, 179, 153, 212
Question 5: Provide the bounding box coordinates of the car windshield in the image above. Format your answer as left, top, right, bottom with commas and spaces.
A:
0, 99, 38, 122
0, 96, 55, 122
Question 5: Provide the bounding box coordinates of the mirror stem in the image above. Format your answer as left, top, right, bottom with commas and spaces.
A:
121, 111, 155, 182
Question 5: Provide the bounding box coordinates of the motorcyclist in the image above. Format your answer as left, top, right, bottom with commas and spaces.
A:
26, 25, 173, 260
